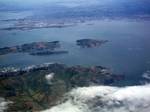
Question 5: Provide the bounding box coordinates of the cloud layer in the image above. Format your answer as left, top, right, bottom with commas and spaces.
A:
42, 84, 150, 112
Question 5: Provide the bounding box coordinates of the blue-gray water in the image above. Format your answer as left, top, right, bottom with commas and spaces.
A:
0, 16, 150, 84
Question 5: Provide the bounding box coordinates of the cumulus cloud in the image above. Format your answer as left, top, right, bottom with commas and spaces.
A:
42, 84, 150, 112
142, 71, 150, 80
0, 98, 12, 112
45, 73, 55, 85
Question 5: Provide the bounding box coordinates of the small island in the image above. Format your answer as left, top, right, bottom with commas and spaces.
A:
30, 50, 68, 56
0, 41, 68, 56
76, 39, 108, 48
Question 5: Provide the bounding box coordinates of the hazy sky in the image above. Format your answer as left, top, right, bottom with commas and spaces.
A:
0, 0, 99, 4
1, 0, 150, 9
0, 0, 110, 7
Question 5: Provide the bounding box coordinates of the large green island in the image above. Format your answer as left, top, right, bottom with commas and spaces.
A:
0, 63, 124, 112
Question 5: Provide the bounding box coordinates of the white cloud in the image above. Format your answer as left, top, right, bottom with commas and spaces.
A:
41, 84, 150, 112
142, 71, 150, 80
45, 73, 55, 84
0, 98, 12, 112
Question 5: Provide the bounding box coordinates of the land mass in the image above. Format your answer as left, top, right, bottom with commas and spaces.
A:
0, 41, 68, 56
0, 63, 124, 112
0, 39, 109, 56
76, 39, 108, 48
0, 21, 76, 31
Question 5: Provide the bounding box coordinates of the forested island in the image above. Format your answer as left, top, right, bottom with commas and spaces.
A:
0, 39, 108, 56
0, 41, 68, 56
76, 39, 108, 48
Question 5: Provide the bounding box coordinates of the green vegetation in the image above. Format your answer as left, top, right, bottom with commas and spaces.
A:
0, 63, 124, 111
